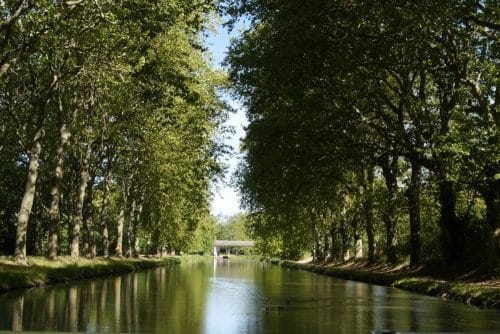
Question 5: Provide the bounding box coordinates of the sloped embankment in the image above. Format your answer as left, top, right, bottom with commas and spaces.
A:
0, 256, 180, 292
281, 261, 500, 309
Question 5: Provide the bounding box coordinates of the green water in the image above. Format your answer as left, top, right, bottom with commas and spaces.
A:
0, 259, 498, 333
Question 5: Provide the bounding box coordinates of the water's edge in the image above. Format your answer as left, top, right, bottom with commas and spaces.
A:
0, 257, 180, 293
280, 261, 500, 309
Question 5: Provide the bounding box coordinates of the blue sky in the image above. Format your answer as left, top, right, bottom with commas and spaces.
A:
205, 20, 248, 218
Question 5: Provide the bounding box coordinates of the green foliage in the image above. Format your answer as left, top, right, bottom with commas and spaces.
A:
0, 1, 229, 258
225, 0, 500, 267
216, 213, 250, 240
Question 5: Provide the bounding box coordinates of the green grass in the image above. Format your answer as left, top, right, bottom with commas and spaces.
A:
0, 256, 180, 292
281, 261, 500, 309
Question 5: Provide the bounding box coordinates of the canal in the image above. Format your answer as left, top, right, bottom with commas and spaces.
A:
0, 259, 498, 333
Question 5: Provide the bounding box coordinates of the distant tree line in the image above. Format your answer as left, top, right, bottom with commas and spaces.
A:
0, 0, 226, 264
216, 213, 251, 241
224, 0, 499, 269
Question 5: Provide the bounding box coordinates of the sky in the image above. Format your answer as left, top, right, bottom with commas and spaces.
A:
205, 21, 248, 218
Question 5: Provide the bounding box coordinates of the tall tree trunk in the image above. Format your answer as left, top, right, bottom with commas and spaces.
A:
99, 162, 113, 258
339, 208, 349, 262
83, 175, 96, 258
71, 143, 91, 260
438, 179, 464, 263
30, 179, 43, 256
14, 73, 59, 264
14, 127, 44, 264
323, 232, 330, 262
115, 180, 129, 257
47, 123, 70, 260
482, 177, 500, 271
32, 214, 42, 256
363, 166, 375, 263
116, 206, 125, 258
126, 198, 136, 258
329, 225, 338, 260
66, 174, 76, 255
381, 155, 398, 264
132, 195, 144, 258
353, 218, 363, 260
407, 160, 422, 267
435, 81, 463, 264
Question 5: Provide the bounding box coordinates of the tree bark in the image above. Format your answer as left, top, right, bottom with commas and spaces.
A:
82, 175, 96, 258
438, 179, 464, 263
99, 162, 113, 258
70, 142, 91, 260
407, 160, 422, 267
381, 155, 398, 264
354, 220, 363, 260
339, 211, 349, 261
482, 177, 500, 271
126, 198, 136, 258
132, 195, 144, 258
329, 225, 338, 260
47, 123, 70, 260
14, 127, 44, 264
363, 166, 375, 263
115, 180, 129, 257
32, 217, 42, 256
489, 227, 500, 273
11, 68, 59, 264
435, 80, 463, 264
32, 184, 43, 257
116, 206, 125, 257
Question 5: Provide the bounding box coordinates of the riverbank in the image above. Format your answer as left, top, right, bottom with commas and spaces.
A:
0, 256, 180, 293
281, 261, 500, 309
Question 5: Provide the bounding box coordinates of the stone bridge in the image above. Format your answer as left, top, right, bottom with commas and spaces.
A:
213, 240, 255, 256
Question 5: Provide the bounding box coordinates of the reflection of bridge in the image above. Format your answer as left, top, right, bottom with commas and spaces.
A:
213, 240, 255, 256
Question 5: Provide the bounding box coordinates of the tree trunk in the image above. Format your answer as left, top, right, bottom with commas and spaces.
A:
47, 123, 70, 260
83, 175, 96, 258
132, 196, 144, 258
354, 222, 363, 260
70, 143, 91, 260
14, 127, 44, 264
363, 166, 375, 263
116, 206, 125, 257
115, 180, 129, 257
407, 160, 422, 267
126, 198, 136, 258
14, 73, 59, 263
339, 217, 349, 261
381, 155, 398, 264
329, 225, 339, 260
99, 163, 113, 258
438, 179, 464, 263
482, 178, 500, 271
323, 233, 330, 262
33, 214, 42, 256
30, 180, 43, 256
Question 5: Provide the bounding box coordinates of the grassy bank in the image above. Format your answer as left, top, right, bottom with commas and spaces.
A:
0, 256, 180, 292
281, 261, 500, 309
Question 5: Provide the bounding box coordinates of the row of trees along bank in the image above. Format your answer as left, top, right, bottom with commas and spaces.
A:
224, 0, 499, 269
0, 1, 227, 264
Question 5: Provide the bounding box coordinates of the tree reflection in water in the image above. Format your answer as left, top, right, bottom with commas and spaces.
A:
0, 260, 498, 333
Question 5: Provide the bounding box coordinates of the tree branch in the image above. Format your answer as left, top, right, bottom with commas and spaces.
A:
0, 0, 29, 32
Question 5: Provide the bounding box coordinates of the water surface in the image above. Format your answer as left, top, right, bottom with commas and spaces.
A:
0, 259, 498, 333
